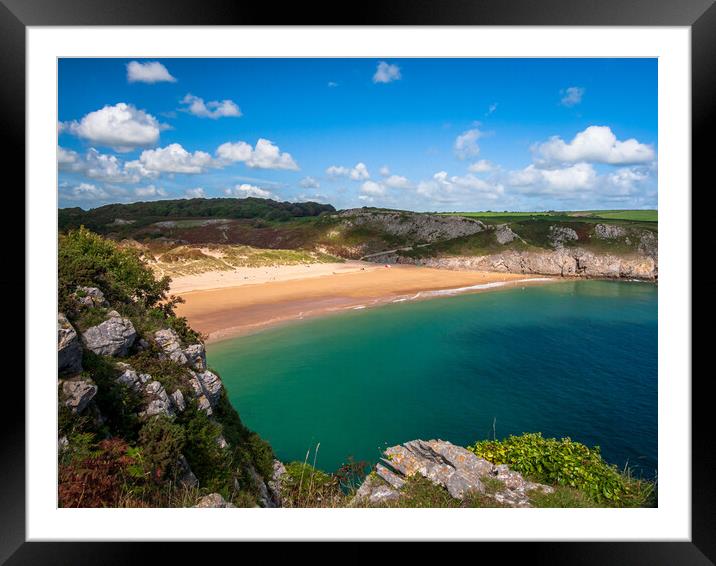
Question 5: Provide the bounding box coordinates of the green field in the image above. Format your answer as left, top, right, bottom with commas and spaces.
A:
441, 209, 657, 223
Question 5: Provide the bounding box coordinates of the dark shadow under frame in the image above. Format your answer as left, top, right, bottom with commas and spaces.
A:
3, 0, 711, 561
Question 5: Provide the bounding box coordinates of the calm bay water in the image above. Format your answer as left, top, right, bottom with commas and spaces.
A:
208, 280, 657, 477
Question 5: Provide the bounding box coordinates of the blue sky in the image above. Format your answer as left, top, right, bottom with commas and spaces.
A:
58, 58, 657, 211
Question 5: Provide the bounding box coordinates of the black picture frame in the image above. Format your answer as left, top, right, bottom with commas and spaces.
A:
4, 0, 710, 560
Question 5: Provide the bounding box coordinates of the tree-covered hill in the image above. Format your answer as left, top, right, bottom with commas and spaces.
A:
59, 197, 335, 233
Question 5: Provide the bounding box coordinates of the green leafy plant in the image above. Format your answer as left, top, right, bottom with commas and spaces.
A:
468, 433, 655, 506
59, 226, 171, 315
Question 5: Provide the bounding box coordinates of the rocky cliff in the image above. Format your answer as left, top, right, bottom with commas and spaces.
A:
383, 248, 657, 280
338, 209, 488, 243
58, 228, 276, 508
356, 217, 658, 281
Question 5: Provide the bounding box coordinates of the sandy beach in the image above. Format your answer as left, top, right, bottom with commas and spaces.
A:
172, 262, 554, 342
166, 260, 383, 293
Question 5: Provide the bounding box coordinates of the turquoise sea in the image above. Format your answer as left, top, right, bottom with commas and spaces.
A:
208, 280, 657, 477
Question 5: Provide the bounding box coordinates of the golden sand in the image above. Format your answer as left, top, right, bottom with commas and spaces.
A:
172, 263, 553, 342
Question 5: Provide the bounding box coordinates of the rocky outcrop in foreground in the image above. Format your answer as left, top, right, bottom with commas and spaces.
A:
354, 439, 553, 507
58, 283, 274, 506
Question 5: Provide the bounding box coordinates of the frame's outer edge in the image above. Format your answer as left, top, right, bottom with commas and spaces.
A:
0, 2, 25, 565
691, 2, 716, 563
4, 0, 712, 562
0, 0, 715, 26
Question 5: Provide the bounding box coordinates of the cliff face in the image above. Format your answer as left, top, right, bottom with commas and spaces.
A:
338, 209, 488, 243
382, 248, 658, 280
58, 228, 276, 508
353, 217, 658, 281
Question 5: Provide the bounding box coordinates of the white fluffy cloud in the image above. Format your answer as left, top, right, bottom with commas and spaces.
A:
299, 176, 320, 189
325, 165, 350, 177
604, 166, 651, 195
180, 94, 241, 119
417, 171, 503, 203
468, 159, 494, 173
326, 163, 369, 180
350, 162, 370, 180
534, 126, 655, 165
454, 128, 483, 160
58, 147, 81, 170
224, 184, 278, 199
126, 61, 176, 83
216, 139, 298, 170
134, 185, 168, 198
508, 163, 597, 193
62, 103, 162, 152
560, 86, 585, 107
134, 143, 213, 174
81, 149, 126, 181
65, 183, 110, 201
383, 175, 412, 189
216, 141, 253, 162
58, 146, 158, 183
373, 61, 401, 84
184, 188, 206, 198
360, 180, 387, 196
379, 165, 390, 177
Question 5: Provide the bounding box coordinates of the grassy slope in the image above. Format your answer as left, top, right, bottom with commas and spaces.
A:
60, 200, 657, 264
147, 244, 343, 278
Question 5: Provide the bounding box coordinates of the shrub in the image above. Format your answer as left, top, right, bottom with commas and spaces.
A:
59, 438, 136, 507
59, 227, 170, 312
280, 461, 340, 508
468, 433, 654, 506
181, 409, 232, 494
82, 351, 143, 441
138, 416, 186, 483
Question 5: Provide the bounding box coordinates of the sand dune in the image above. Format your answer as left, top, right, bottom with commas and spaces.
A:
172, 263, 554, 343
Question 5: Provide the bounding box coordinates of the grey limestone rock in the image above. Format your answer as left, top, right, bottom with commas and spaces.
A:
549, 225, 579, 249
193, 493, 235, 508
494, 224, 516, 245
154, 328, 188, 365
184, 343, 207, 370
195, 370, 223, 405
356, 439, 554, 507
61, 378, 97, 414
73, 286, 108, 308
338, 209, 487, 244
81, 312, 137, 357
268, 460, 286, 506
593, 223, 626, 239
58, 313, 83, 375
170, 389, 186, 413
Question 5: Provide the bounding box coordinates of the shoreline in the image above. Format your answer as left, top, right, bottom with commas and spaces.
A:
172, 264, 556, 343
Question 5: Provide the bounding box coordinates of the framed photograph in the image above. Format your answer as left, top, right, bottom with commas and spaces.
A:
5, 0, 711, 560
